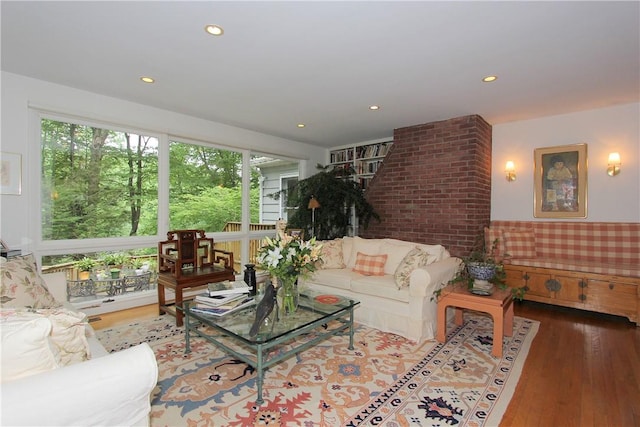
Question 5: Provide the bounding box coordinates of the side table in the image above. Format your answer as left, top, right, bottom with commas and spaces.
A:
436, 285, 514, 357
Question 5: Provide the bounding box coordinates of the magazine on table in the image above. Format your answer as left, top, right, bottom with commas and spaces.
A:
207, 280, 251, 297
194, 292, 248, 307
190, 296, 255, 317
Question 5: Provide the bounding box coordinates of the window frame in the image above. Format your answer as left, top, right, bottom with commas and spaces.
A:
30, 109, 303, 270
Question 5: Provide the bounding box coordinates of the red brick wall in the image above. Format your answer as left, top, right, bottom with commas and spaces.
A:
361, 115, 492, 258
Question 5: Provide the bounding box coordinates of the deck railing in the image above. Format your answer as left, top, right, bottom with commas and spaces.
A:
41, 223, 277, 300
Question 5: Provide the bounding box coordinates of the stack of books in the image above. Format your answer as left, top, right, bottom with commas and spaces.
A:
191, 280, 254, 316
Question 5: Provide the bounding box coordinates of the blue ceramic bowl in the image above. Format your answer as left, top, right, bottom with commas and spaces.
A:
466, 263, 496, 281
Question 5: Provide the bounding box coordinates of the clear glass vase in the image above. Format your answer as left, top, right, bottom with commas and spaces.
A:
277, 276, 299, 316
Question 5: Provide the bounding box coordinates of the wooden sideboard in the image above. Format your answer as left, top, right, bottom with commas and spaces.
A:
504, 264, 639, 324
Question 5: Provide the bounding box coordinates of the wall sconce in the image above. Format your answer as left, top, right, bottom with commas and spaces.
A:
505, 161, 516, 182
607, 152, 621, 176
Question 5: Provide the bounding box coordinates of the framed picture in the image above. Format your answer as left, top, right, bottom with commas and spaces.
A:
0, 152, 22, 195
287, 229, 304, 239
534, 143, 587, 218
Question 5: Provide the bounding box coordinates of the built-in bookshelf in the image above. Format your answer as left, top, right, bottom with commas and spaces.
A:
329, 140, 392, 190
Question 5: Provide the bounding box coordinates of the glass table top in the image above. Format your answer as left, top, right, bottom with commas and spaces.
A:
178, 291, 359, 344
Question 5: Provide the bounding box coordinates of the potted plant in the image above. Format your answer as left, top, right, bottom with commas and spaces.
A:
464, 237, 503, 294
435, 235, 526, 301
76, 257, 96, 280
275, 164, 380, 240
102, 252, 128, 268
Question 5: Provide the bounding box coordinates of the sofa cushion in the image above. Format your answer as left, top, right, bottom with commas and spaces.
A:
0, 254, 62, 309
305, 269, 355, 290
380, 240, 416, 274
346, 237, 382, 268
318, 239, 346, 269
352, 252, 388, 276
394, 248, 433, 289
351, 275, 411, 303
503, 230, 537, 259
0, 310, 58, 382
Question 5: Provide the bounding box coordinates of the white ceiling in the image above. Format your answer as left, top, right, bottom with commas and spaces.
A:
2, 1, 638, 148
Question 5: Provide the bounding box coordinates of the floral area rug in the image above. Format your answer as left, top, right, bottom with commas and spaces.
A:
96, 312, 538, 426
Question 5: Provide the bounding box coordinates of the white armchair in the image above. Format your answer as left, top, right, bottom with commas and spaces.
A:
1, 343, 158, 427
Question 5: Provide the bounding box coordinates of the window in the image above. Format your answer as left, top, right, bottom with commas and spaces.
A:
41, 118, 159, 240
37, 115, 302, 313
281, 175, 299, 221
169, 140, 254, 232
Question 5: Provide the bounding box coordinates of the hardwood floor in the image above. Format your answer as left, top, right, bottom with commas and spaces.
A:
91, 301, 640, 426
503, 301, 640, 427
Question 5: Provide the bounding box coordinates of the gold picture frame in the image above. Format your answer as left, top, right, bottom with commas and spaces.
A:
534, 143, 587, 218
0, 152, 22, 195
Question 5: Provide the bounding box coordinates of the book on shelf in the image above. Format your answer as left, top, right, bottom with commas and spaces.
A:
190, 297, 255, 317
195, 292, 248, 307
207, 280, 251, 297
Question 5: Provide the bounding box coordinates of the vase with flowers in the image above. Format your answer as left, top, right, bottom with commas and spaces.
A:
256, 233, 323, 316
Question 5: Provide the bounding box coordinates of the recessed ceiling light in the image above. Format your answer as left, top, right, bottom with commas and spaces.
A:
297, 123, 306, 128
140, 76, 155, 83
482, 75, 498, 82
369, 105, 380, 110
205, 25, 224, 36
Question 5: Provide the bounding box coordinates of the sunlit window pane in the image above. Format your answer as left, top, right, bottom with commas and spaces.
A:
41, 118, 159, 239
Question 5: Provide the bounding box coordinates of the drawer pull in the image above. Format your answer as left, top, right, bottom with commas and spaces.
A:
545, 279, 561, 292
609, 283, 614, 290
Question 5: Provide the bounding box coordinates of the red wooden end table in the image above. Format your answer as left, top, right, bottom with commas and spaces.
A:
436, 285, 514, 357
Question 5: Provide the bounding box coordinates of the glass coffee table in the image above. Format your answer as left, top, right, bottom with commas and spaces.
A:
178, 292, 359, 404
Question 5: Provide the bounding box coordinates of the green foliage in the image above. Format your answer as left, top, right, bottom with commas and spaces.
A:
40, 119, 262, 242
283, 165, 380, 240
101, 253, 128, 266
75, 257, 97, 271
434, 234, 526, 301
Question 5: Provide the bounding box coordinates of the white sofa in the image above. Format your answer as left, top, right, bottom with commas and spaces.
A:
300, 236, 462, 343
1, 256, 158, 427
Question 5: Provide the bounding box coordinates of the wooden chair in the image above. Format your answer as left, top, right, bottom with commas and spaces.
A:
157, 229, 236, 326
158, 230, 218, 278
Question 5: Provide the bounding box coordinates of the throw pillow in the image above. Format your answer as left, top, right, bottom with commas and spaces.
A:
347, 237, 382, 268
380, 241, 415, 275
503, 230, 537, 259
352, 252, 388, 276
484, 227, 504, 260
394, 248, 432, 289
318, 239, 346, 269
35, 307, 92, 365
0, 254, 62, 309
0, 311, 58, 382
0, 307, 91, 373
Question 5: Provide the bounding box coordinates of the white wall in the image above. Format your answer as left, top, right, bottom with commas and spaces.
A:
492, 103, 639, 222
0, 72, 327, 250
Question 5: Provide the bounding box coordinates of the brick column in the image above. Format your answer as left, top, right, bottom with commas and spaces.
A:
362, 114, 492, 258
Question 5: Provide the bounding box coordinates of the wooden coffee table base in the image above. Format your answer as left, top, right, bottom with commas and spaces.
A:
436, 286, 514, 357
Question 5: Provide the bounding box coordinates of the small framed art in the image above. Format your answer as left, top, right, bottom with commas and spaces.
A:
534, 143, 587, 218
0, 152, 22, 195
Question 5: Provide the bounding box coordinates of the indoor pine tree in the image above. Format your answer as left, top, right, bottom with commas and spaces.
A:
281, 164, 380, 240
